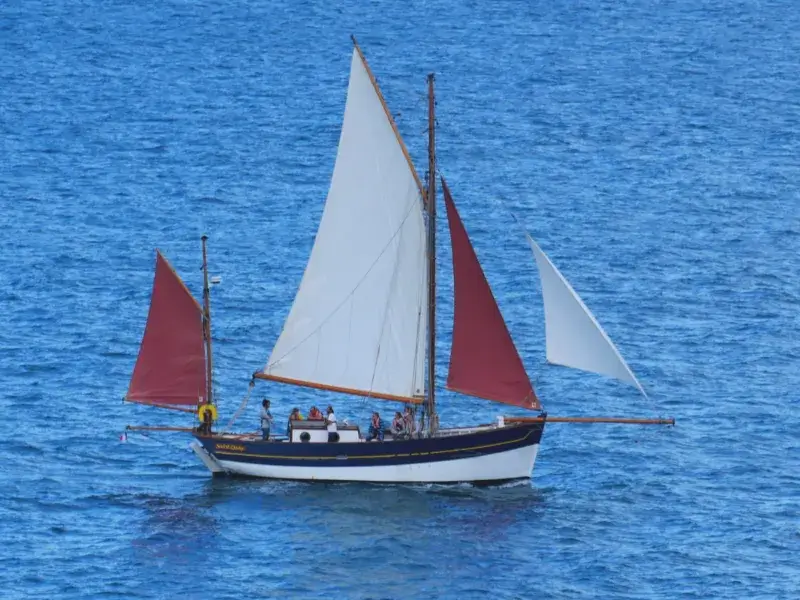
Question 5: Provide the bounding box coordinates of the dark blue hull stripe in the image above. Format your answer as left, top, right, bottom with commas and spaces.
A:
196, 422, 545, 468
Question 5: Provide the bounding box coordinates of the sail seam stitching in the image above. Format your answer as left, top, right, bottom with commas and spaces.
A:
266, 196, 423, 373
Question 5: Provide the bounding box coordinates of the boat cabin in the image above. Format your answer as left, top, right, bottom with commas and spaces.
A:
287, 419, 361, 443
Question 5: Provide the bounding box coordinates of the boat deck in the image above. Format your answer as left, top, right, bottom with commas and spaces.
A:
203, 421, 498, 444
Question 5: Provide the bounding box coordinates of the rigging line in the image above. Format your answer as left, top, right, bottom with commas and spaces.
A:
125, 429, 192, 452
410, 91, 427, 131
366, 210, 413, 400
528, 357, 548, 387
412, 296, 426, 396
221, 380, 255, 433
265, 192, 424, 372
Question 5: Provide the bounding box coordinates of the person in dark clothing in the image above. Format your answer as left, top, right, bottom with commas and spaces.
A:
286, 407, 303, 437
391, 411, 408, 439
260, 399, 273, 440
366, 412, 384, 442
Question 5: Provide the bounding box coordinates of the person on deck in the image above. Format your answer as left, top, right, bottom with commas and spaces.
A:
308, 406, 323, 420
197, 402, 213, 435
367, 412, 384, 442
260, 399, 273, 440
403, 405, 416, 438
391, 411, 407, 439
286, 407, 303, 437
325, 405, 338, 442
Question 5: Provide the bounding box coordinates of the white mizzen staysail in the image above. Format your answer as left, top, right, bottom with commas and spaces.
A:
526, 234, 647, 397
262, 49, 427, 402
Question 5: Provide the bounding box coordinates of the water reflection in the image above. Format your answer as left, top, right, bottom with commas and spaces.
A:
131, 492, 221, 563
192, 475, 550, 541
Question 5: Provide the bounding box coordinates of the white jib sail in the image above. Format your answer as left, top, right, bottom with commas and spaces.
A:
264, 49, 427, 399
526, 234, 647, 397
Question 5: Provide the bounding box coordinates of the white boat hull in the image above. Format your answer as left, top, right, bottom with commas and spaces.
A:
218, 442, 538, 483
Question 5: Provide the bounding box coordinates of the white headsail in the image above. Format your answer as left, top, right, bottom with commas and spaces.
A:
263, 49, 427, 401
526, 234, 647, 397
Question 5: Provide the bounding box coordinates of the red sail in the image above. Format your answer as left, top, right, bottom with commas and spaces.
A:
443, 179, 540, 409
126, 251, 206, 407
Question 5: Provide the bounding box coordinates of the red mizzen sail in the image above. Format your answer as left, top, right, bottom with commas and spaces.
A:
126, 251, 206, 408
442, 179, 539, 409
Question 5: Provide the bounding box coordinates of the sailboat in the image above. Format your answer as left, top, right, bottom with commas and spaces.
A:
124, 38, 673, 484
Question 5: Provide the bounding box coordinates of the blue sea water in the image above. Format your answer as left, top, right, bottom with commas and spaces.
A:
2, 0, 799, 597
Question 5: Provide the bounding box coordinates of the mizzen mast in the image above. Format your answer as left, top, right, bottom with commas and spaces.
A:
426, 73, 438, 435
201, 235, 214, 406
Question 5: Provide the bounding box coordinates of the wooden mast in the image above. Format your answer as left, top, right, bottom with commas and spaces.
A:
201, 235, 214, 406
426, 73, 438, 436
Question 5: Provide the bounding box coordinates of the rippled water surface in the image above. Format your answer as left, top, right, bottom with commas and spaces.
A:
2, 0, 799, 598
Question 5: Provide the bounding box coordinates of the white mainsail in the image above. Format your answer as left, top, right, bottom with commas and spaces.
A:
263, 49, 427, 400
526, 234, 647, 397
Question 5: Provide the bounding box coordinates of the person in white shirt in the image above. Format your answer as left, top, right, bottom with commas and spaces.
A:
325, 405, 338, 442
